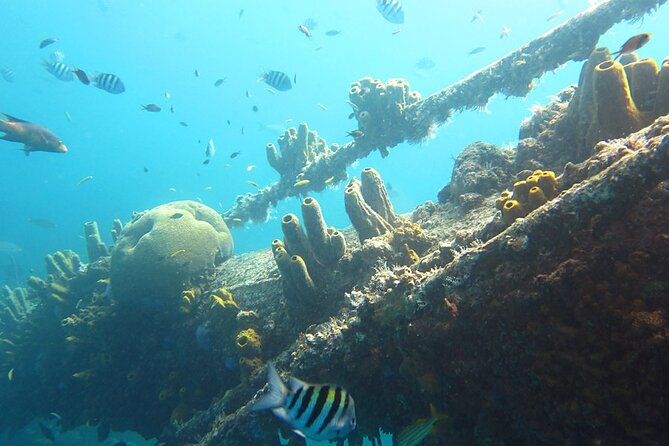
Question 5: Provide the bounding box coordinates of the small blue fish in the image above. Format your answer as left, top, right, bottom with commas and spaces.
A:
42, 60, 73, 82
261, 70, 292, 91
92, 72, 125, 94
376, 0, 404, 24
253, 363, 356, 441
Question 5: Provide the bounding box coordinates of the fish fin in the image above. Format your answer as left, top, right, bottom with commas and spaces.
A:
291, 429, 306, 439
287, 376, 308, 392
1, 112, 30, 123
22, 145, 32, 156
252, 363, 289, 411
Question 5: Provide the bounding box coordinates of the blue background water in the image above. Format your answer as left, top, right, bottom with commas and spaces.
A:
1, 0, 668, 444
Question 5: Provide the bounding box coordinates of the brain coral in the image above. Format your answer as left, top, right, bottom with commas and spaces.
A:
111, 201, 233, 302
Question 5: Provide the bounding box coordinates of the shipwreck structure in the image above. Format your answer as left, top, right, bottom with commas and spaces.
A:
1, 0, 668, 445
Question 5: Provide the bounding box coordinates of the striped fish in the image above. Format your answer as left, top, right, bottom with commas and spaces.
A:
0, 66, 14, 82
43, 60, 74, 81
92, 72, 125, 94
376, 0, 404, 24
252, 363, 356, 441
261, 70, 292, 91
393, 404, 447, 446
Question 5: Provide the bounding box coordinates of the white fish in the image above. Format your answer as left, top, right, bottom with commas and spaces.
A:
376, 0, 404, 24
500, 26, 511, 39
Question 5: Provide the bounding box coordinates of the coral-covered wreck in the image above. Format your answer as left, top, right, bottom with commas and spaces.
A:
1, 1, 669, 445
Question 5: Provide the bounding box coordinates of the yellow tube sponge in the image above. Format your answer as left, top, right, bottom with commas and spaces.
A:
502, 200, 525, 225
236, 328, 262, 356
527, 187, 548, 211
498, 170, 559, 224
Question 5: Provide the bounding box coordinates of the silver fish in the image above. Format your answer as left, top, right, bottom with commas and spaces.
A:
43, 60, 73, 81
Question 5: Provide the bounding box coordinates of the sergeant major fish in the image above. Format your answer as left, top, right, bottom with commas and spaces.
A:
253, 363, 356, 441
376, 0, 404, 24
92, 72, 125, 94
261, 70, 292, 91
42, 60, 73, 81
0, 112, 68, 155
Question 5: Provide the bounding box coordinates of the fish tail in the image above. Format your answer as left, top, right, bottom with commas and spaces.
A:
252, 362, 289, 411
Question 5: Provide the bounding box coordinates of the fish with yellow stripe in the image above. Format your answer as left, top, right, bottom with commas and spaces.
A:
393, 404, 447, 446
252, 363, 356, 441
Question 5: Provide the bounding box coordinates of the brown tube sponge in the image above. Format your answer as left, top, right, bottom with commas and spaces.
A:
266, 143, 282, 174
301, 197, 329, 262
281, 214, 315, 266
84, 221, 108, 262
655, 59, 669, 116
628, 58, 659, 112
345, 178, 394, 242
288, 255, 315, 295
360, 167, 397, 225
328, 228, 347, 262
586, 60, 645, 148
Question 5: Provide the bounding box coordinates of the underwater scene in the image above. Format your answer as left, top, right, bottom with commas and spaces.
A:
1, 0, 669, 445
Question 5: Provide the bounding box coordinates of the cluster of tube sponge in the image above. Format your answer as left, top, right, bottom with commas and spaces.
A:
266, 122, 338, 180
496, 170, 558, 225
272, 197, 347, 300
569, 48, 669, 150
345, 167, 400, 242
348, 77, 422, 154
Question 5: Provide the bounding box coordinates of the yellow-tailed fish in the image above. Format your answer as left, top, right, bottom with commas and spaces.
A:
7, 368, 14, 381
246, 165, 256, 171
294, 179, 310, 187
324, 176, 335, 184
247, 180, 259, 188
393, 404, 447, 446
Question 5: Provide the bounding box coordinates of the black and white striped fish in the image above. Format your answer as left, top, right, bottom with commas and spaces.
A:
253, 363, 356, 441
43, 60, 74, 81
376, 0, 404, 24
92, 72, 125, 94
261, 70, 292, 91
0, 66, 14, 82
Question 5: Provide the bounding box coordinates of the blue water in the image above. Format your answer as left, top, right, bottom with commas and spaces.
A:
1, 0, 668, 444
